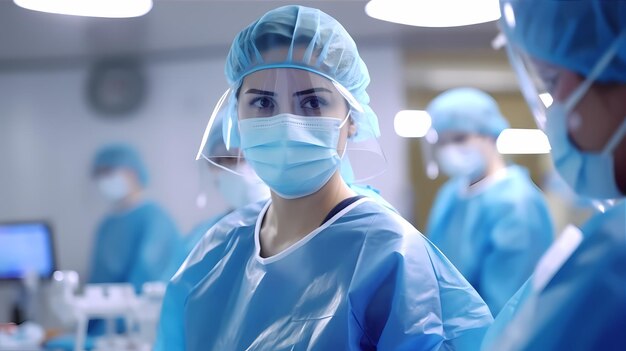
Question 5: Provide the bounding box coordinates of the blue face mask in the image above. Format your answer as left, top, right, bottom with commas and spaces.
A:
238, 113, 344, 199
97, 171, 131, 202
546, 108, 626, 200
436, 143, 486, 181
544, 34, 626, 200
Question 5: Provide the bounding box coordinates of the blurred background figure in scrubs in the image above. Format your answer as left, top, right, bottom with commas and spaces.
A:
90, 143, 181, 291
426, 87, 554, 316
156, 5, 493, 350
162, 121, 270, 280
482, 1, 626, 350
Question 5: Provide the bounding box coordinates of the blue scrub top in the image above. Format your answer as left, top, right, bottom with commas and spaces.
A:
427, 165, 554, 315
482, 201, 626, 350
349, 183, 397, 213
89, 201, 181, 292
155, 198, 493, 351
161, 184, 392, 282
161, 211, 231, 281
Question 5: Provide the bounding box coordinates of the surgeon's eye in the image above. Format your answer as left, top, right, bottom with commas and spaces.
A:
300, 96, 327, 111
250, 97, 275, 111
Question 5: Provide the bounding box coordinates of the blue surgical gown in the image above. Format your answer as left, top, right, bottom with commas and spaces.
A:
155, 197, 493, 351
482, 201, 626, 351
161, 211, 231, 281
349, 183, 397, 212
161, 184, 391, 282
427, 166, 554, 315
89, 201, 181, 292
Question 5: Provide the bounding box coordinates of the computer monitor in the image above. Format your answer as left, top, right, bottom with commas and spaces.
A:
0, 221, 56, 280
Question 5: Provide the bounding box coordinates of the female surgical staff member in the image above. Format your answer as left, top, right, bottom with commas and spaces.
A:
482, 1, 626, 350
426, 88, 553, 316
155, 5, 493, 350
162, 121, 392, 281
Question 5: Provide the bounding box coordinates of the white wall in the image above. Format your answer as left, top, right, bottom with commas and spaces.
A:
0, 44, 409, 322
358, 46, 412, 219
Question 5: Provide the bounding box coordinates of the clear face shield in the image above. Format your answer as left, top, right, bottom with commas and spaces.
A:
499, 1, 626, 210
503, 43, 558, 130
498, 1, 558, 131
500, 1, 626, 131
196, 67, 386, 182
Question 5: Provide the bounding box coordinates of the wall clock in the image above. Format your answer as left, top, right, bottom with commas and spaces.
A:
87, 58, 147, 117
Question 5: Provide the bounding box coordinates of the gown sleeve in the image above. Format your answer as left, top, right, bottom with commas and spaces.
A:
349, 212, 493, 351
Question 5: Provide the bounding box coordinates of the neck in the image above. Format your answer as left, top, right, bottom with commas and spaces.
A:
116, 189, 143, 210
469, 147, 507, 186
260, 171, 356, 257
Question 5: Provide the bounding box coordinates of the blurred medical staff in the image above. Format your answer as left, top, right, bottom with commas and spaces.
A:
426, 87, 554, 315
155, 5, 493, 350
482, 1, 626, 350
90, 144, 181, 292
162, 124, 271, 280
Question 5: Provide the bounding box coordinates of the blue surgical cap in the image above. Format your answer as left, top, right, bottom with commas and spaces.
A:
225, 5, 379, 141
501, 0, 626, 83
93, 144, 149, 186
427, 87, 509, 138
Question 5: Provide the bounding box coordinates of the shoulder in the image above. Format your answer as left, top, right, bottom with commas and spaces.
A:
581, 202, 626, 247
137, 201, 170, 215
127, 201, 172, 221
134, 201, 180, 230
187, 211, 231, 239
349, 184, 397, 213
347, 199, 418, 235
343, 198, 431, 257
484, 166, 547, 211
497, 166, 543, 200
167, 200, 266, 290
211, 199, 267, 233
437, 178, 462, 198
348, 200, 492, 315
542, 203, 626, 297
180, 200, 266, 265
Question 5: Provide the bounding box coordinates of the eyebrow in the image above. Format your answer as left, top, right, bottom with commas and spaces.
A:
244, 87, 332, 97
244, 89, 275, 96
293, 87, 332, 97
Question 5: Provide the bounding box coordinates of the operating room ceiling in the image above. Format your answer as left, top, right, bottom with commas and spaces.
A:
0, 0, 500, 67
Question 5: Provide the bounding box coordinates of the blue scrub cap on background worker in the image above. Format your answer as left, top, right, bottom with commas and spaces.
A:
92, 144, 149, 187
224, 5, 379, 141
427, 87, 509, 138
501, 0, 626, 83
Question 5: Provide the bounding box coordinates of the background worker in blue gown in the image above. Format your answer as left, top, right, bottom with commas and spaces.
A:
90, 143, 181, 292
482, 1, 626, 350
155, 5, 493, 351
426, 87, 554, 316
162, 125, 271, 280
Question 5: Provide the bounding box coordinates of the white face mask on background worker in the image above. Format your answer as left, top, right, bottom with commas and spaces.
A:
97, 169, 132, 202
214, 162, 270, 209
435, 134, 487, 181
